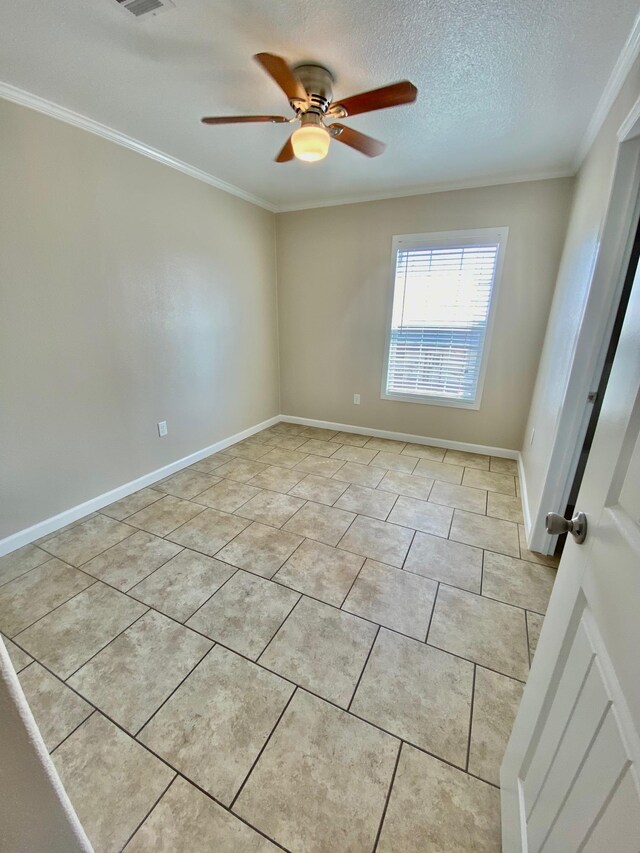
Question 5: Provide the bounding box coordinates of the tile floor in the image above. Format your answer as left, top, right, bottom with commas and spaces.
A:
0, 423, 559, 852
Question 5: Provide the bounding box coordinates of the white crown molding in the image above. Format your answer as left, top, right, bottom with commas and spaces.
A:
574, 9, 640, 169
273, 168, 576, 213
0, 80, 277, 213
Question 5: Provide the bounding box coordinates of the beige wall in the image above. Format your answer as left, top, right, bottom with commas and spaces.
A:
0, 99, 279, 539
276, 179, 574, 449
521, 56, 640, 537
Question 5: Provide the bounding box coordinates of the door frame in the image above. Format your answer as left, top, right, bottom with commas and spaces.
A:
528, 93, 640, 554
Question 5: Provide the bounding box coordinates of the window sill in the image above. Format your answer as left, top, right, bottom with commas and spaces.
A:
380, 390, 481, 410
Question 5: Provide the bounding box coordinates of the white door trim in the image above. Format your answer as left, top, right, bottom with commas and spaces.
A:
528, 105, 640, 553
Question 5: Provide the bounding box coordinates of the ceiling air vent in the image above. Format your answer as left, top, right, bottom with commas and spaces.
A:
115, 0, 175, 18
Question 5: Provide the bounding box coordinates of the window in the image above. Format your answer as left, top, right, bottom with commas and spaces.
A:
381, 227, 508, 409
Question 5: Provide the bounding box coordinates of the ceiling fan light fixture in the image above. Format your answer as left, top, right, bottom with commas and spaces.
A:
291, 124, 330, 162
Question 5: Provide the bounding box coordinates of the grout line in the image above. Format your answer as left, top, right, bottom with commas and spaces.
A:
338, 554, 367, 609
465, 664, 477, 773
50, 708, 97, 755
424, 582, 440, 643
347, 624, 380, 712
372, 740, 403, 852
180, 567, 241, 625
64, 607, 150, 681
229, 686, 298, 812
525, 610, 532, 667
134, 643, 215, 737
8, 579, 99, 640
120, 771, 178, 850
256, 596, 304, 664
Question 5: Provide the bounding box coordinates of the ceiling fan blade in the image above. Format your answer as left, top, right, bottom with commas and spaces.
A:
201, 115, 290, 124
275, 135, 295, 163
331, 81, 417, 117
254, 53, 307, 103
329, 124, 386, 157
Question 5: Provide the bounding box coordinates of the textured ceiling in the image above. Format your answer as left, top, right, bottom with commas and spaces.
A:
0, 0, 637, 209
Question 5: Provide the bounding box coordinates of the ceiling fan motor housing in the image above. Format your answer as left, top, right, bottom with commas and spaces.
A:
292, 63, 335, 114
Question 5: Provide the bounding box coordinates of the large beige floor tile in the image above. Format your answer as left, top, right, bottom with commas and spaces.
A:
215, 522, 303, 578
225, 442, 271, 462
53, 713, 174, 853
294, 455, 345, 478
2, 634, 32, 672
489, 456, 518, 474
101, 488, 164, 521
69, 610, 212, 733
387, 495, 453, 537
462, 468, 516, 495
527, 611, 544, 663
482, 552, 556, 613
429, 586, 529, 680
257, 447, 308, 468
263, 433, 308, 450
351, 629, 473, 767
414, 458, 464, 484
259, 596, 377, 708
297, 438, 341, 457
247, 465, 306, 493
193, 479, 260, 513
330, 444, 377, 464
487, 491, 524, 523
0, 559, 93, 636
518, 525, 560, 567
377, 745, 501, 853
126, 495, 204, 536
16, 582, 146, 679
430, 480, 487, 514
82, 531, 181, 591
450, 509, 519, 557
363, 437, 407, 453
369, 451, 418, 473
274, 539, 364, 606
376, 470, 434, 501
283, 501, 355, 546
401, 442, 446, 461
139, 645, 293, 805
19, 662, 92, 751
235, 491, 305, 527
129, 549, 235, 622
469, 666, 524, 785
155, 470, 220, 500
443, 449, 490, 470
0, 544, 57, 587
338, 515, 414, 568
343, 560, 436, 639
288, 473, 348, 505
331, 431, 370, 447
167, 507, 249, 556
126, 776, 278, 852
215, 457, 269, 482
42, 515, 134, 566
332, 461, 384, 488
234, 690, 398, 853
187, 570, 299, 659
404, 531, 483, 592
300, 427, 339, 441
334, 484, 397, 520
188, 452, 231, 474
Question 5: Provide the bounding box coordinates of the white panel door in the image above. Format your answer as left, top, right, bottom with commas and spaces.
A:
500, 240, 640, 849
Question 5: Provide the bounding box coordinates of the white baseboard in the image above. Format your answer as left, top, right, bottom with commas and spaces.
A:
280, 414, 520, 459
0, 415, 279, 557
517, 451, 532, 541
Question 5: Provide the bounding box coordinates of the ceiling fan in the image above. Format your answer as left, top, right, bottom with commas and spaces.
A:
201, 53, 418, 163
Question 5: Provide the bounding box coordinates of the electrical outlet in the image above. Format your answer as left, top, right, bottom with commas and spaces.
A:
158, 421, 168, 437
353, 394, 361, 405
530, 428, 535, 445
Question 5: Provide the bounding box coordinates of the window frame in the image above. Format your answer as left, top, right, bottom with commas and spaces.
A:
380, 226, 509, 410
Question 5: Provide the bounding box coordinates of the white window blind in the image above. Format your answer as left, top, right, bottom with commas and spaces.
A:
383, 230, 505, 407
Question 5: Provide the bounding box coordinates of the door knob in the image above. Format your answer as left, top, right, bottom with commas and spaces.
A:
545, 511, 587, 544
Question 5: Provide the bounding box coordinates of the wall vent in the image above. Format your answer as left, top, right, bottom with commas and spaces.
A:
115, 0, 175, 18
